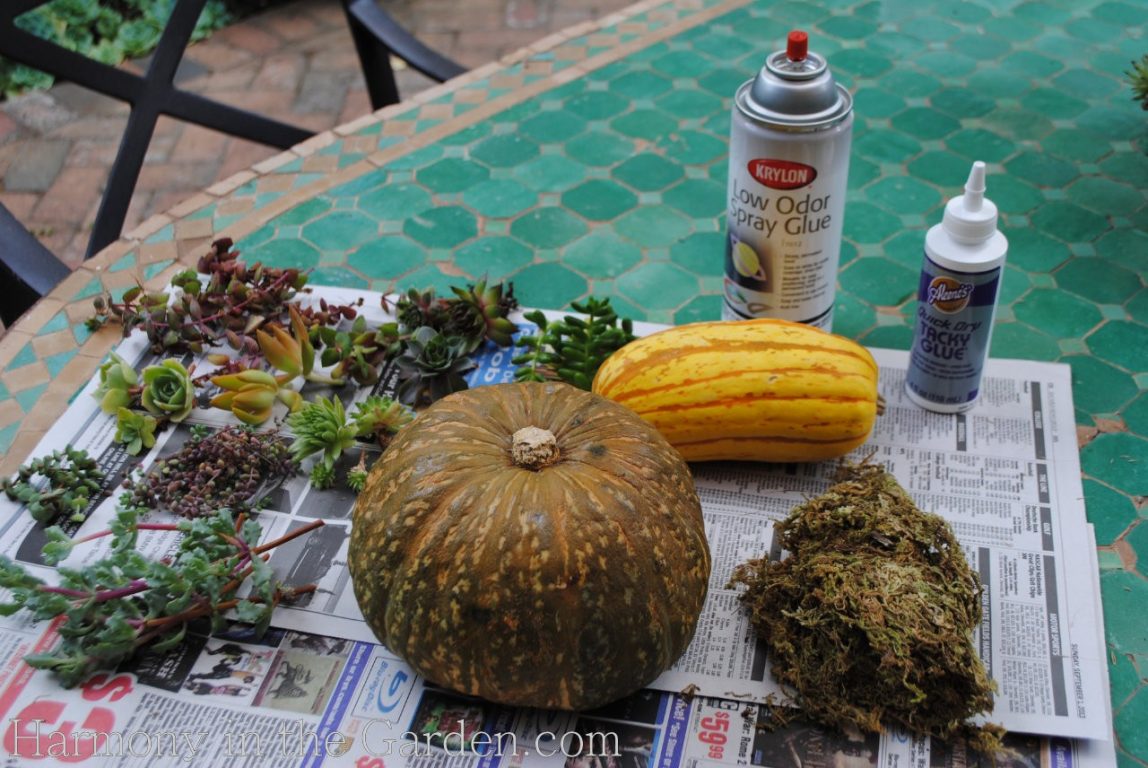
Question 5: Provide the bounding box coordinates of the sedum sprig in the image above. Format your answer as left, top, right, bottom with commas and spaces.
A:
2, 447, 106, 524
93, 352, 138, 414
513, 297, 636, 390
115, 408, 158, 456
88, 239, 358, 360
0, 505, 322, 688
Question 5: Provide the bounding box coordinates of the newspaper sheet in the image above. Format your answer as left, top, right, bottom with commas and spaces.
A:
0, 287, 1114, 767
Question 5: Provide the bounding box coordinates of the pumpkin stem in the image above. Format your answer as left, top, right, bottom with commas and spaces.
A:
511, 426, 559, 470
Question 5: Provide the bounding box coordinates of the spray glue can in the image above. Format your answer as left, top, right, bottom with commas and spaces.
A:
905, 161, 1008, 412
722, 30, 853, 330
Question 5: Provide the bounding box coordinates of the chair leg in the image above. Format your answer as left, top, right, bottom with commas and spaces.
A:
341, 0, 466, 111
86, 103, 163, 259
342, 0, 401, 109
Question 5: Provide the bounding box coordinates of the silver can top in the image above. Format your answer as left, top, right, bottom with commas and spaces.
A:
736, 30, 852, 130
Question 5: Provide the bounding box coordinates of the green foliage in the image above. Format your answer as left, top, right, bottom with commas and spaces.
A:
0, 505, 321, 688
1, 0, 235, 98
352, 395, 415, 448
513, 298, 636, 390
115, 407, 158, 456
287, 396, 359, 472
346, 461, 368, 493
1, 446, 105, 524
1128, 54, 1148, 111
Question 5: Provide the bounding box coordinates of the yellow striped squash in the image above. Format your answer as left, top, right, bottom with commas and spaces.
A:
591, 319, 881, 463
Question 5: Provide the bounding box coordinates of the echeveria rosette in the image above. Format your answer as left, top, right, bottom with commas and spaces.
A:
93, 353, 138, 414
140, 359, 195, 423
115, 408, 157, 456
395, 327, 475, 406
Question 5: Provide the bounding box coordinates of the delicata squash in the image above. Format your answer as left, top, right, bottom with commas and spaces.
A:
591, 319, 880, 463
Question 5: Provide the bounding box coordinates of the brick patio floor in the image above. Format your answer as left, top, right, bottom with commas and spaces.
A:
0, 0, 635, 270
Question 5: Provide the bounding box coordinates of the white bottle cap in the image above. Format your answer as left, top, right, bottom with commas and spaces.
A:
942, 161, 998, 244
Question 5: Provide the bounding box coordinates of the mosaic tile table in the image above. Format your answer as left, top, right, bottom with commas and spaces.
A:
1, 0, 1145, 759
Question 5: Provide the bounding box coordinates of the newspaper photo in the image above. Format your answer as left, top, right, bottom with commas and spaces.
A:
0, 287, 1114, 767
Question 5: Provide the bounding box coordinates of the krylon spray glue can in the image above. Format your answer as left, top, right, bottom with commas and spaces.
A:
723, 30, 853, 330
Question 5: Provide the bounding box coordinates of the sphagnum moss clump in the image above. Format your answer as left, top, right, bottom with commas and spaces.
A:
730, 463, 1003, 753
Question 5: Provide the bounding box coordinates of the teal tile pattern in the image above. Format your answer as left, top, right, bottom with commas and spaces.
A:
1, 0, 1143, 758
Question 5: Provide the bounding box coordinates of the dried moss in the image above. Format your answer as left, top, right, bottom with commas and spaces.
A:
729, 463, 1003, 753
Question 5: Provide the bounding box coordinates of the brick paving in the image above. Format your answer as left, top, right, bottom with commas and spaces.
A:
0, 0, 635, 270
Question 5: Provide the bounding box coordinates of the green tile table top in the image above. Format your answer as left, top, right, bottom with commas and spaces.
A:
2, 0, 1146, 759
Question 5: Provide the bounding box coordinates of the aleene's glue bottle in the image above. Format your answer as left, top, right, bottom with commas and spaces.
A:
905, 161, 1008, 413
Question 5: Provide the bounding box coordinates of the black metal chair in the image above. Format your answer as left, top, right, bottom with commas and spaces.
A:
0, 0, 464, 327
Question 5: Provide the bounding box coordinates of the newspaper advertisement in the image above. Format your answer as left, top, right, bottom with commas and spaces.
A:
0, 287, 1113, 766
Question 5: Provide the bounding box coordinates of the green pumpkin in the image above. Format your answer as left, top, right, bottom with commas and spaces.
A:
350, 381, 710, 710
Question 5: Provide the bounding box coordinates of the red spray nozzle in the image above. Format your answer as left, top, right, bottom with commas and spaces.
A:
787, 30, 809, 61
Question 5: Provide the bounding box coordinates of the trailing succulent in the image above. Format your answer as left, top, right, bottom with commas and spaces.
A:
0, 505, 321, 688
2, 447, 106, 524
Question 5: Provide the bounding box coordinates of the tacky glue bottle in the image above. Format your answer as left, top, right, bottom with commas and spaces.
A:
905, 161, 1008, 413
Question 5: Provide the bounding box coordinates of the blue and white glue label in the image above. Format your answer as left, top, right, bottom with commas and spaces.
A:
905, 255, 1001, 409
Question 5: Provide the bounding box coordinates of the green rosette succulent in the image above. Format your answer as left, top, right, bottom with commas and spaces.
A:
351, 396, 415, 448
93, 353, 138, 414
140, 359, 195, 423
115, 408, 157, 456
395, 326, 475, 405
287, 396, 358, 471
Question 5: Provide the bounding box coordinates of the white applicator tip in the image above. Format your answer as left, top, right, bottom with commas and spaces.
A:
964, 161, 986, 212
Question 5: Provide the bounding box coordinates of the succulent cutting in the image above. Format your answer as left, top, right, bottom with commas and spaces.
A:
2, 447, 106, 524
125, 426, 299, 518
395, 326, 476, 406
513, 297, 635, 390
0, 505, 322, 688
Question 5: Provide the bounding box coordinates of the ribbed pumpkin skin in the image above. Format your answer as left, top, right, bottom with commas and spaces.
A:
592, 319, 880, 463
350, 381, 710, 710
